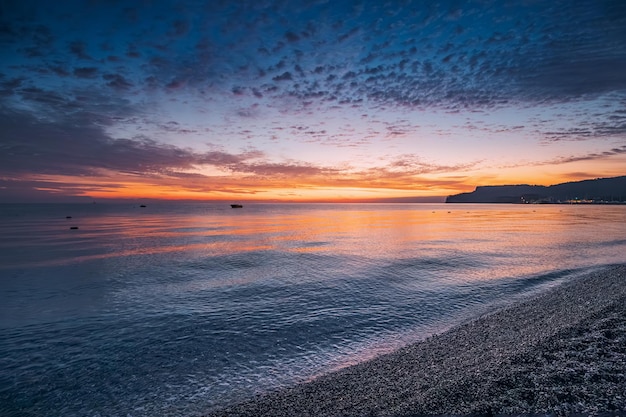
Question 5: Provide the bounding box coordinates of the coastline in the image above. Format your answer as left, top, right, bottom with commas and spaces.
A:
208, 264, 626, 417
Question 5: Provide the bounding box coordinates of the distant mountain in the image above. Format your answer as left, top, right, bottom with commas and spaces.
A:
446, 176, 626, 204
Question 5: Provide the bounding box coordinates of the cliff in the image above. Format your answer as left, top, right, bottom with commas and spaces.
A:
446, 176, 626, 203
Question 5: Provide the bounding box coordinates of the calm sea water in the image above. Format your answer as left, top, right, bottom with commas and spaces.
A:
1, 203, 625, 416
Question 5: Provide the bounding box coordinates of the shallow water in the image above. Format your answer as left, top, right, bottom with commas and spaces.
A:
1, 203, 625, 416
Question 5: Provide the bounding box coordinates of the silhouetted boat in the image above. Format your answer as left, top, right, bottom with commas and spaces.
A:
140, 205, 146, 208
230, 204, 243, 208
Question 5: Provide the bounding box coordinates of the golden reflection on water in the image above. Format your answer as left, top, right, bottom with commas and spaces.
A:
1, 204, 625, 274
2, 202, 625, 417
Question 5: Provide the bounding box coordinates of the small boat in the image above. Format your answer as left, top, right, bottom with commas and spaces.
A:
140, 205, 146, 208
230, 204, 243, 208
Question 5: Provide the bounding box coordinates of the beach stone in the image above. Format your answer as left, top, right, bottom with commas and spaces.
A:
207, 265, 626, 417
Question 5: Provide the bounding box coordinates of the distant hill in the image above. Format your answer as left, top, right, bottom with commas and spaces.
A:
446, 176, 626, 203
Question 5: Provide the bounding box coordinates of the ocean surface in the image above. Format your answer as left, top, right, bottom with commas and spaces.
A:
1, 202, 625, 416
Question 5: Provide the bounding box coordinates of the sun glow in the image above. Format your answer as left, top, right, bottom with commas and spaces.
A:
13, 149, 625, 203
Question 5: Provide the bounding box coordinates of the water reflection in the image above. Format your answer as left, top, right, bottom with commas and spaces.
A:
1, 203, 625, 415
1, 203, 625, 274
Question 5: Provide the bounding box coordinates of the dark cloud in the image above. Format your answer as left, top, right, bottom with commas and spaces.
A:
20, 24, 54, 57
126, 47, 140, 58
73, 67, 98, 78
3, 0, 625, 111
284, 31, 300, 43
0, 108, 263, 178
103, 73, 133, 90
0, 77, 24, 96
69, 41, 92, 60
158, 121, 197, 135
18, 87, 69, 106
537, 145, 626, 166
272, 71, 292, 82
49, 65, 70, 77
539, 105, 626, 142
0, 178, 96, 203
236, 105, 260, 118
7, 0, 623, 115
0, 0, 624, 202
166, 79, 186, 90
231, 161, 339, 177
169, 19, 190, 37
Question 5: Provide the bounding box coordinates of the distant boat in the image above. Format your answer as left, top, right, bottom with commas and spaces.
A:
140, 205, 146, 208
230, 204, 243, 208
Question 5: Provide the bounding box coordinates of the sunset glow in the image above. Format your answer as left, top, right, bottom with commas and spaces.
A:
1, 0, 625, 202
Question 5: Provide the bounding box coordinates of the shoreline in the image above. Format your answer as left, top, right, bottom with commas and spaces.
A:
208, 264, 626, 416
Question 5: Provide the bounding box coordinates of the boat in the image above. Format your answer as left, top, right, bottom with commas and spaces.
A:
230, 204, 243, 208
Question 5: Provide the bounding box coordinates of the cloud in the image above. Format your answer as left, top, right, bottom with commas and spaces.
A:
49, 65, 70, 77
69, 41, 92, 60
18, 87, 68, 106
8, 0, 623, 115
169, 19, 191, 38
538, 104, 626, 142
272, 72, 292, 82
126, 46, 141, 58
518, 57, 626, 101
3, 1, 623, 100
0, 108, 264, 178
0, 77, 25, 96
103, 73, 133, 90
18, 24, 55, 57
553, 145, 626, 164
73, 67, 98, 78
0, 177, 96, 202
231, 161, 339, 177
284, 31, 300, 43
166, 79, 186, 90
1, 0, 625, 203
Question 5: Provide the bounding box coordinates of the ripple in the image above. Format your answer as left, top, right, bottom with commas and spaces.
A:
2, 203, 625, 416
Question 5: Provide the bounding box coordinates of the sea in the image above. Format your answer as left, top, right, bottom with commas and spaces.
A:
1, 202, 625, 416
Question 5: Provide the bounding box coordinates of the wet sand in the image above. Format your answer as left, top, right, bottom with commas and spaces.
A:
208, 264, 626, 417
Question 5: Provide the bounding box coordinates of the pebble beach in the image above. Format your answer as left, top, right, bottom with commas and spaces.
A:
208, 264, 626, 417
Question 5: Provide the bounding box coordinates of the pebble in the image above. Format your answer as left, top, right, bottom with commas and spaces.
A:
207, 265, 626, 417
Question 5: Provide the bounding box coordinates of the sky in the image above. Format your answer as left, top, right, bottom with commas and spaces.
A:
1, 0, 625, 202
